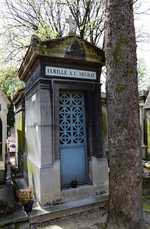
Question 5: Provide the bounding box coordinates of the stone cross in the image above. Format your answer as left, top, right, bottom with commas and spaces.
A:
66, 15, 76, 34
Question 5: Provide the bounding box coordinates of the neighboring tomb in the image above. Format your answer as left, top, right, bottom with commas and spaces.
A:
0, 90, 9, 161
13, 88, 25, 176
144, 90, 150, 157
16, 35, 108, 207
101, 90, 149, 160
0, 90, 9, 183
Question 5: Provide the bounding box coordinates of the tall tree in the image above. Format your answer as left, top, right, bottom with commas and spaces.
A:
105, 0, 143, 228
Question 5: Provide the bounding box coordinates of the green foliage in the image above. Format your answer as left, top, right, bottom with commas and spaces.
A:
137, 59, 147, 89
0, 0, 105, 63
0, 66, 24, 129
36, 23, 58, 41
138, 60, 146, 80
0, 66, 24, 97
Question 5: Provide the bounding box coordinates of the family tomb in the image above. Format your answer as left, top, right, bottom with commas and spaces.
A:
14, 35, 109, 208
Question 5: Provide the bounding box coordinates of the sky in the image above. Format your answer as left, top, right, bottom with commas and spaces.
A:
135, 0, 150, 88
0, 0, 150, 89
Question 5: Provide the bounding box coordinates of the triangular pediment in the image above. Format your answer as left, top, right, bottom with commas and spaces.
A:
38, 36, 104, 64
18, 35, 105, 80
144, 91, 150, 109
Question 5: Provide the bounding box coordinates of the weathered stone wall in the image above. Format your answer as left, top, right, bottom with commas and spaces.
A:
25, 85, 42, 200
25, 82, 109, 205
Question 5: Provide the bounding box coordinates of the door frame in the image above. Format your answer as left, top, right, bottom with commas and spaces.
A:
52, 79, 103, 188
52, 79, 94, 162
59, 89, 88, 188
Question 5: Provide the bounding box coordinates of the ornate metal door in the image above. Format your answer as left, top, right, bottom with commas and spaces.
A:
59, 90, 88, 188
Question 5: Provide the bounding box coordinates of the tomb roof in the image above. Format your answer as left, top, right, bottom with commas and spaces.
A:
18, 35, 105, 80
144, 90, 150, 109
13, 88, 25, 106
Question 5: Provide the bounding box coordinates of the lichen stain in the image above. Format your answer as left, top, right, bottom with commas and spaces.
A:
115, 84, 126, 93
147, 120, 150, 150
102, 110, 108, 137
36, 37, 103, 64
128, 66, 134, 77
113, 36, 128, 64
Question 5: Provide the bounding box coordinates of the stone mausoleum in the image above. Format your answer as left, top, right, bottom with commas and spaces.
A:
144, 90, 150, 157
14, 35, 109, 221
0, 90, 9, 163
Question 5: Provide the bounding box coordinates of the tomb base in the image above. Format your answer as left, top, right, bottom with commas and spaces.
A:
30, 196, 108, 229
27, 157, 109, 206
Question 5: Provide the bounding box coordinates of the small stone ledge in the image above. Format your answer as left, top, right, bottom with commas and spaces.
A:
0, 209, 28, 227
30, 194, 108, 225
0, 184, 16, 216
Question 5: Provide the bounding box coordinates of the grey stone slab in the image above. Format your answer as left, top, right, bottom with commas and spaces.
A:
30, 196, 108, 224
40, 126, 53, 165
0, 209, 28, 227
40, 89, 52, 126
31, 198, 107, 229
0, 184, 15, 216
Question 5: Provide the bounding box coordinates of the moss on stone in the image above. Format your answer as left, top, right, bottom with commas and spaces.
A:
0, 185, 16, 217
143, 203, 150, 212
102, 110, 108, 137
115, 84, 126, 93
27, 161, 33, 174
113, 36, 128, 64
0, 200, 15, 216
27, 160, 36, 174
147, 120, 150, 150
35, 36, 104, 64
128, 67, 134, 77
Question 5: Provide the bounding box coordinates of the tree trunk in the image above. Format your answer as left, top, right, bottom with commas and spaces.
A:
105, 0, 143, 228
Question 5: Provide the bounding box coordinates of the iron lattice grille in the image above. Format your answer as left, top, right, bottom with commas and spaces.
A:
59, 91, 86, 145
